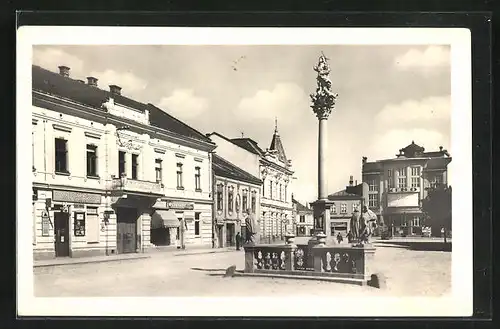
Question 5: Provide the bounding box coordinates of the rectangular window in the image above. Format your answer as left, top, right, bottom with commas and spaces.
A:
251, 192, 256, 214
412, 216, 420, 227
397, 167, 407, 177
118, 151, 126, 177
228, 187, 234, 212
242, 190, 248, 212
86, 144, 98, 177
387, 169, 393, 188
411, 177, 420, 188
131, 154, 139, 179
86, 207, 100, 243
410, 167, 420, 188
284, 185, 287, 202
353, 203, 359, 212
195, 166, 201, 191
194, 212, 200, 236
176, 163, 183, 188
368, 180, 378, 192
411, 167, 421, 176
341, 203, 347, 214
155, 159, 162, 183
269, 181, 273, 199
279, 184, 282, 201
216, 184, 223, 211
55, 138, 68, 173
369, 194, 378, 208
331, 204, 337, 214
300, 215, 305, 223
398, 177, 407, 188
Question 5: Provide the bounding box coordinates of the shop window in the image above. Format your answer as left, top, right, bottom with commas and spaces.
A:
86, 207, 100, 243
55, 138, 69, 173
86, 144, 98, 177
74, 212, 86, 237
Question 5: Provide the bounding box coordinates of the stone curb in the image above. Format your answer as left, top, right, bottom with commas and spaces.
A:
33, 255, 151, 268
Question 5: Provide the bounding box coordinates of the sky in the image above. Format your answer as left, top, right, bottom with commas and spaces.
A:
33, 44, 451, 204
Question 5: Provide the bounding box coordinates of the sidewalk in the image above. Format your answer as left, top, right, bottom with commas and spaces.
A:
33, 253, 150, 268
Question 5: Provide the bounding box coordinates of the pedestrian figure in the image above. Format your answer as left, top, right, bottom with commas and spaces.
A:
235, 232, 241, 250
336, 232, 343, 244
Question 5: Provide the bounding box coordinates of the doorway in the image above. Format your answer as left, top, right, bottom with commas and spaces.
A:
54, 212, 70, 257
116, 207, 138, 254
226, 223, 235, 247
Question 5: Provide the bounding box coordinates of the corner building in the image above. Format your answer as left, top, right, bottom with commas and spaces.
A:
207, 123, 294, 243
32, 65, 216, 260
362, 141, 452, 236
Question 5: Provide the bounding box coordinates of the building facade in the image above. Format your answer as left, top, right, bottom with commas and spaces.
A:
32, 65, 216, 260
327, 176, 365, 238
212, 155, 262, 248
207, 123, 294, 243
292, 197, 313, 237
362, 141, 452, 236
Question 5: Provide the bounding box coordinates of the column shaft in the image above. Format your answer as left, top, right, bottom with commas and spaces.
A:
318, 118, 328, 200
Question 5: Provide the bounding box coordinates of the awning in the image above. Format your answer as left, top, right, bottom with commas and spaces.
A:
151, 210, 180, 229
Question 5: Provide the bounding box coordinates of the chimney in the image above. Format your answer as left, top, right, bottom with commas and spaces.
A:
349, 175, 354, 186
109, 85, 122, 95
58, 66, 70, 77
362, 156, 367, 164
87, 76, 98, 87
439, 146, 443, 151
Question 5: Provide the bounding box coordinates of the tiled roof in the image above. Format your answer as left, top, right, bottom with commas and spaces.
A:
328, 189, 362, 200
213, 154, 262, 185
32, 65, 211, 143
230, 138, 265, 156
292, 198, 311, 212
424, 157, 452, 170
148, 104, 212, 143
362, 161, 382, 172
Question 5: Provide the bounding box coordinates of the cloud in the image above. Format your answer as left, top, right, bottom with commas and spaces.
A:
234, 83, 309, 124
32, 47, 85, 76
394, 46, 450, 70
368, 128, 450, 161
89, 69, 148, 95
375, 95, 451, 125
158, 89, 210, 119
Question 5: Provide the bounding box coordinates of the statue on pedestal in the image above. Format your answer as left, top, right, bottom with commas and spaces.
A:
310, 52, 339, 119
244, 209, 259, 245
350, 206, 378, 246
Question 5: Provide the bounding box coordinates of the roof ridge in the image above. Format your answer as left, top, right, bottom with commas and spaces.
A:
213, 154, 262, 183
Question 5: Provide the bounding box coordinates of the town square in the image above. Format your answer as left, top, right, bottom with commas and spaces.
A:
22, 30, 460, 310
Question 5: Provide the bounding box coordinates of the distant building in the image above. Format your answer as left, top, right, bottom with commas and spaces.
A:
212, 154, 262, 248
292, 196, 313, 237
327, 176, 365, 237
362, 141, 452, 236
207, 121, 294, 243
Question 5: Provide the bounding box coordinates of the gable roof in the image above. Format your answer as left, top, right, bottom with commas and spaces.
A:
292, 198, 312, 212
328, 189, 363, 200
32, 65, 211, 143
213, 154, 262, 185
230, 138, 265, 156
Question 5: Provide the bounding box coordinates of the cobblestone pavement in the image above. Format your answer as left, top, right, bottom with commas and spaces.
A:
34, 246, 451, 297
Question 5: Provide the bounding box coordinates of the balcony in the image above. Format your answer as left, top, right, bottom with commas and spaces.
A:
388, 187, 420, 193
110, 176, 163, 197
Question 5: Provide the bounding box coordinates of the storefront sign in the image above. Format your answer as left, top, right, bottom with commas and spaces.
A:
74, 212, 86, 236
53, 190, 101, 204
41, 210, 51, 237
167, 201, 194, 210
387, 193, 419, 208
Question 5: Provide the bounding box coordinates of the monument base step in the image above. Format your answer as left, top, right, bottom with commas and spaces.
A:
234, 272, 367, 286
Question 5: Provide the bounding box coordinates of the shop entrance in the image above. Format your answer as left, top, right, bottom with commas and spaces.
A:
226, 223, 235, 247
116, 207, 138, 254
54, 212, 70, 257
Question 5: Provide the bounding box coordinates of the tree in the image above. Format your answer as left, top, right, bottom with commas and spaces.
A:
421, 185, 452, 243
